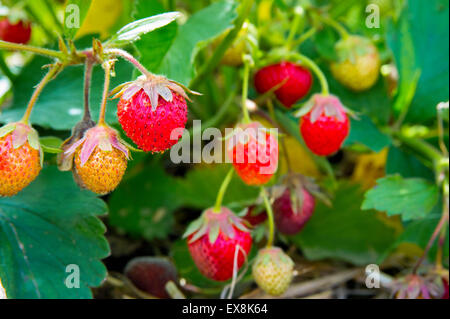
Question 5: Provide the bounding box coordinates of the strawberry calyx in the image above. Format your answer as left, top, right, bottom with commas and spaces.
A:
0, 122, 42, 166
64, 124, 129, 167
111, 74, 199, 111
391, 273, 445, 299
295, 93, 354, 123
255, 247, 294, 268
184, 207, 250, 245
334, 35, 377, 64
226, 121, 276, 156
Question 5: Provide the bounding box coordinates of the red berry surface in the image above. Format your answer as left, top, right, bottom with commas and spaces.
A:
273, 188, 315, 235
188, 226, 252, 281
227, 122, 278, 186
0, 18, 31, 44
254, 61, 313, 108
299, 95, 350, 156
117, 89, 187, 153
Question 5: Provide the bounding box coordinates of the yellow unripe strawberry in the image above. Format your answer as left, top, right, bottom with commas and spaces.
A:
64, 125, 129, 195
0, 123, 42, 197
252, 247, 294, 296
331, 35, 381, 91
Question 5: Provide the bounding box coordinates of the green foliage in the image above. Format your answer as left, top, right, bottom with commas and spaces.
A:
362, 175, 439, 221
386, 0, 449, 122
293, 182, 397, 266
343, 115, 391, 152
134, 0, 238, 85
63, 0, 92, 39
0, 167, 109, 298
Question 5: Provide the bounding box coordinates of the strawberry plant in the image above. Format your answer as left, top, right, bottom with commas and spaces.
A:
0, 0, 448, 301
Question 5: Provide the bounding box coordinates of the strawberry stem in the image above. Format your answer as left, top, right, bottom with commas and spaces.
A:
285, 6, 305, 51
314, 13, 349, 39
292, 52, 329, 95
261, 187, 275, 247
20, 64, 62, 124
105, 48, 152, 78
213, 168, 234, 213
98, 62, 113, 125
241, 59, 251, 124
83, 59, 94, 122
0, 40, 64, 59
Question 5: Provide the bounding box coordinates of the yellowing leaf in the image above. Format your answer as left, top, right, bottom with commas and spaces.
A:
76, 0, 123, 39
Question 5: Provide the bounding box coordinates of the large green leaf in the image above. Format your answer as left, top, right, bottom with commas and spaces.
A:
362, 175, 439, 221
343, 115, 391, 152
386, 0, 449, 122
0, 54, 133, 130
379, 205, 449, 263
108, 161, 183, 240
386, 146, 435, 180
0, 166, 109, 299
292, 182, 397, 266
178, 165, 259, 210
135, 0, 238, 85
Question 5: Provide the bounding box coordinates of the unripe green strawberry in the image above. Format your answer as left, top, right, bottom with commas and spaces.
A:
252, 247, 294, 296
0, 122, 42, 197
330, 35, 380, 91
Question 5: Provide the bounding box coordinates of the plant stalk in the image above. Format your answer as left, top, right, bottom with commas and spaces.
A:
293, 52, 329, 95
0, 40, 64, 59
98, 62, 113, 125
241, 59, 251, 124
213, 168, 235, 213
105, 48, 152, 78
20, 64, 62, 124
261, 187, 275, 247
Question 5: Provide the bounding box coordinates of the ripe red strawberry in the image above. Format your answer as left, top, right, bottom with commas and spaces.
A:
252, 247, 294, 296
64, 125, 129, 194
124, 257, 178, 299
115, 75, 190, 153
254, 61, 313, 108
0, 18, 31, 44
442, 278, 449, 299
0, 122, 42, 197
227, 121, 278, 186
273, 187, 315, 235
299, 94, 350, 156
185, 207, 252, 281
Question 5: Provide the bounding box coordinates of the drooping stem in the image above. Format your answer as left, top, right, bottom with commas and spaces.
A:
213, 168, 234, 213
98, 62, 113, 125
412, 196, 449, 274
291, 27, 317, 47
190, 0, 255, 88
105, 48, 152, 78
0, 40, 64, 59
293, 52, 329, 95
20, 64, 62, 124
314, 13, 349, 39
437, 102, 449, 157
241, 59, 251, 124
83, 59, 94, 121
261, 187, 275, 248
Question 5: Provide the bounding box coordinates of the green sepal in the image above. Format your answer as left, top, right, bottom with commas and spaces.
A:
208, 223, 220, 244
0, 123, 16, 138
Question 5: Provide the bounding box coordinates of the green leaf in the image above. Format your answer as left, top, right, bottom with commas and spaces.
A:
108, 161, 183, 240
362, 175, 439, 221
178, 165, 259, 210
135, 0, 238, 85
386, 0, 449, 122
63, 0, 92, 39
343, 115, 391, 152
40, 136, 63, 154
292, 182, 397, 266
378, 205, 449, 263
386, 146, 434, 180
0, 54, 133, 130
106, 12, 182, 47
0, 166, 109, 299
